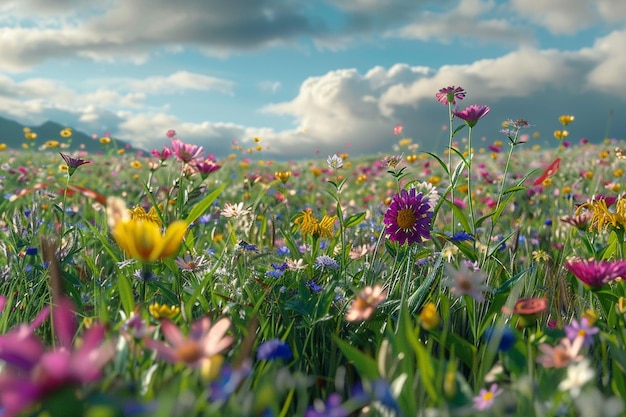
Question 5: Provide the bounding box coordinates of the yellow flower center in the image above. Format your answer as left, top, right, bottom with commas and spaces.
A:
483, 392, 494, 401
578, 329, 586, 337
396, 208, 417, 229
176, 341, 204, 364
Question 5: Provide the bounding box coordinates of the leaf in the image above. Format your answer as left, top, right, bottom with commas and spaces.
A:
185, 183, 227, 225
334, 337, 380, 380
442, 198, 472, 235
344, 212, 366, 228
424, 152, 450, 177
117, 273, 134, 315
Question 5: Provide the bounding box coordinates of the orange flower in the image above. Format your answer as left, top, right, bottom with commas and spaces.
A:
533, 158, 560, 186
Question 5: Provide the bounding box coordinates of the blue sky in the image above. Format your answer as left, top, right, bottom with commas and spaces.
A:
1, 0, 625, 159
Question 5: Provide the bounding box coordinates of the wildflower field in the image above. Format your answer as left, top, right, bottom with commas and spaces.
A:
2, 87, 626, 417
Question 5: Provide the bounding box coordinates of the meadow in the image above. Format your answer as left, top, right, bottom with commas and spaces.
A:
2, 87, 626, 417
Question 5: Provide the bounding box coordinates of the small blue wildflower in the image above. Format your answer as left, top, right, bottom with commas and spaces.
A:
307, 280, 323, 293
314, 255, 339, 270
319, 241, 329, 249
450, 231, 474, 242
198, 214, 212, 224
257, 339, 292, 361
265, 269, 284, 279
23, 209, 31, 217
25, 247, 38, 256
210, 361, 252, 402
238, 241, 259, 252
276, 246, 290, 256
483, 326, 516, 352
205, 248, 216, 256
271, 262, 288, 272
544, 218, 552, 227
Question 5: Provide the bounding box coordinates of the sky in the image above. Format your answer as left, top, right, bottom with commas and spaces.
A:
1, 0, 626, 160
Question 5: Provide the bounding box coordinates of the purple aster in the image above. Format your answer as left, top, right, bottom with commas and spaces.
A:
436, 86, 466, 105
384, 188, 432, 245
473, 384, 503, 411
564, 259, 626, 288
453, 104, 490, 128
257, 339, 292, 361
564, 318, 599, 348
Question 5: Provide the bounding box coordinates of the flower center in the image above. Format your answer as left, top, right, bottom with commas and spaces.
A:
578, 329, 586, 337
483, 392, 494, 401
396, 208, 417, 229
176, 341, 204, 364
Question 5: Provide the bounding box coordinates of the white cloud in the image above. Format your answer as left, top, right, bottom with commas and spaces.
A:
509, 0, 626, 35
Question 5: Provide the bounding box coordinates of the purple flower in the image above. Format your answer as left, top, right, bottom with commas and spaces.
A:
436, 86, 466, 105
564, 259, 626, 288
257, 339, 292, 361
473, 384, 503, 410
384, 188, 432, 245
564, 318, 599, 348
314, 255, 340, 270
0, 297, 115, 417
59, 152, 91, 176
453, 104, 490, 128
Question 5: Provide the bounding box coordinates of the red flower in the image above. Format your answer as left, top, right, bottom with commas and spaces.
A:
533, 158, 560, 186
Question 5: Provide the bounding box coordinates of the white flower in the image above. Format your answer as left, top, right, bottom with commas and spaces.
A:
559, 358, 595, 397
443, 262, 490, 302
412, 182, 440, 210
221, 202, 250, 218
327, 154, 344, 170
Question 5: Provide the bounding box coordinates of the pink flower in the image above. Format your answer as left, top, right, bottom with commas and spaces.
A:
564, 259, 626, 288
166, 129, 177, 138
144, 316, 233, 367
453, 104, 490, 128
151, 146, 173, 161
436, 86, 466, 105
0, 298, 115, 417
393, 124, 403, 135
169, 138, 204, 163
537, 336, 584, 368
473, 384, 502, 410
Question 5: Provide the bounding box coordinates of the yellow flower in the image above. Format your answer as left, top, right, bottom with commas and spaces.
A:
129, 205, 162, 226
617, 297, 626, 314
581, 309, 598, 326
112, 219, 187, 262
253, 137, 261, 143
201, 354, 224, 381
553, 130, 568, 140
45, 140, 60, 148
274, 171, 291, 183
149, 302, 180, 319
23, 127, 31, 133
532, 250, 551, 262
294, 209, 337, 239
130, 160, 143, 169
558, 115, 575, 126
599, 150, 609, 159
24, 132, 37, 140
59, 164, 68, 172
419, 302, 441, 330
117, 149, 125, 155
100, 137, 111, 144
406, 154, 417, 163
398, 138, 412, 146
614, 168, 624, 178
60, 128, 72, 138
576, 197, 626, 231
0, 143, 6, 151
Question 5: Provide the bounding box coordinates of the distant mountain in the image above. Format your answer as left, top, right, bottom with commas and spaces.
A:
0, 115, 142, 154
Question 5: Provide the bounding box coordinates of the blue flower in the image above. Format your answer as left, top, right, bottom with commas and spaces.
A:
276, 246, 290, 256
483, 326, 516, 352
265, 269, 284, 279
306, 280, 323, 293
450, 231, 474, 242
305, 393, 348, 417
314, 255, 339, 270
25, 247, 38, 256
257, 339, 292, 361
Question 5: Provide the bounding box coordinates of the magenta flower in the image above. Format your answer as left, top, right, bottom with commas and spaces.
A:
0, 297, 115, 417
144, 316, 233, 367
194, 157, 221, 177
564, 259, 626, 288
383, 188, 432, 245
151, 146, 173, 161
166, 129, 177, 138
564, 318, 599, 348
436, 86, 466, 105
453, 104, 490, 128
169, 138, 204, 163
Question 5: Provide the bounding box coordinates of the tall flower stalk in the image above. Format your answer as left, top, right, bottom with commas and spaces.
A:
58, 152, 91, 237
